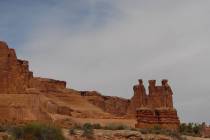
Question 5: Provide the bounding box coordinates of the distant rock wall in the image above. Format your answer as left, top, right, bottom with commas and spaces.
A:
30, 77, 66, 92
81, 91, 130, 116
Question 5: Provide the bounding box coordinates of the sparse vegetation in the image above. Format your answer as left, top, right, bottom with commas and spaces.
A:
138, 127, 187, 140
9, 122, 65, 140
82, 123, 94, 139
70, 122, 129, 131
0, 124, 11, 132
69, 127, 76, 135
68, 122, 207, 140
69, 123, 94, 139
179, 123, 203, 137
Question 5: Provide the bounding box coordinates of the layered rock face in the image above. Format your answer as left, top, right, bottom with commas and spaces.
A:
0, 41, 71, 122
0, 41, 128, 122
30, 77, 66, 92
81, 91, 130, 116
130, 79, 180, 130
0, 41, 33, 94
128, 80, 147, 114
0, 41, 181, 127
135, 108, 180, 130
0, 41, 66, 94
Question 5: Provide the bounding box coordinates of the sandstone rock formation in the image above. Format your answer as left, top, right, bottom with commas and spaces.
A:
0, 41, 181, 130
0, 41, 125, 123
30, 77, 66, 92
0, 41, 74, 122
81, 91, 130, 116
0, 41, 32, 94
0, 41, 66, 94
129, 79, 180, 130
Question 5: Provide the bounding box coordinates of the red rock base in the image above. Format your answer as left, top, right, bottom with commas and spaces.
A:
135, 108, 180, 130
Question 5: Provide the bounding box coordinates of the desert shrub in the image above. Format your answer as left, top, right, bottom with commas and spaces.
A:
103, 123, 129, 130
10, 122, 65, 140
0, 124, 10, 132
151, 125, 162, 134
10, 126, 24, 139
82, 123, 94, 139
69, 127, 76, 135
179, 123, 202, 137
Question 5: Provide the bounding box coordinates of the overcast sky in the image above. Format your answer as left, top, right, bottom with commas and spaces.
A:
0, 0, 210, 124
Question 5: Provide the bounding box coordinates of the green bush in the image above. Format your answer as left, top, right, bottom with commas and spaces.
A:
82, 123, 94, 139
69, 127, 75, 135
179, 123, 202, 137
0, 124, 10, 132
10, 122, 65, 140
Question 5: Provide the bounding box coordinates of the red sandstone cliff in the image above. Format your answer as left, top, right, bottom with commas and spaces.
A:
80, 91, 130, 116
0, 41, 66, 94
0, 41, 130, 123
0, 41, 180, 130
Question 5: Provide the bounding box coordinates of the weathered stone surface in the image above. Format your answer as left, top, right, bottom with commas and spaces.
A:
30, 77, 66, 92
0, 41, 66, 94
0, 41, 180, 129
0, 41, 71, 122
82, 91, 130, 116
135, 108, 180, 130
128, 79, 147, 115
0, 41, 33, 94
130, 79, 180, 130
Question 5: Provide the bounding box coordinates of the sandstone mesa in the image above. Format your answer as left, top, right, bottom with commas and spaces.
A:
0, 41, 181, 131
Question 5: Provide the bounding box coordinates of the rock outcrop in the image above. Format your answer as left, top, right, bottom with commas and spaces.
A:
130, 79, 180, 130
0, 41, 128, 123
0, 41, 181, 129
0, 41, 32, 94
0, 41, 66, 94
30, 77, 66, 92
0, 41, 71, 122
81, 91, 130, 116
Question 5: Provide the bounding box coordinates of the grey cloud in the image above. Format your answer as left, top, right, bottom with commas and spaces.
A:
15, 1, 210, 123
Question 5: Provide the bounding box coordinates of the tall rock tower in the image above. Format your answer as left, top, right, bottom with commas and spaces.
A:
129, 79, 180, 130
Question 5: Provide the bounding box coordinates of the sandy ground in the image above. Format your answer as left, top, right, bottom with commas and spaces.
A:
63, 129, 210, 140
183, 136, 210, 140
71, 118, 136, 127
